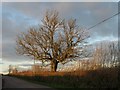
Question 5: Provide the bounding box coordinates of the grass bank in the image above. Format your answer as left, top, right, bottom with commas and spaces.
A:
9, 67, 119, 89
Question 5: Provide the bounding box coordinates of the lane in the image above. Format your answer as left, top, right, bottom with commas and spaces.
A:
2, 76, 51, 88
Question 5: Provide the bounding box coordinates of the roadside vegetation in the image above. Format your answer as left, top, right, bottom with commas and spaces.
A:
8, 10, 119, 89
9, 66, 119, 88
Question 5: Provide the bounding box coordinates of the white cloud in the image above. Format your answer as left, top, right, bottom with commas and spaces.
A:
0, 59, 2, 74
1, 2, 118, 74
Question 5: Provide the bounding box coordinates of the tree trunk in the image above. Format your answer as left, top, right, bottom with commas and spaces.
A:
51, 60, 58, 72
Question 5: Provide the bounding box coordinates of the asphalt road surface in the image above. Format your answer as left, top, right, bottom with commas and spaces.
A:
2, 76, 52, 88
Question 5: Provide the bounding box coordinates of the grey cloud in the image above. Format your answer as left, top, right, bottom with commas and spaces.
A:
3, 2, 118, 28
2, 0, 120, 2
2, 2, 118, 63
2, 6, 35, 62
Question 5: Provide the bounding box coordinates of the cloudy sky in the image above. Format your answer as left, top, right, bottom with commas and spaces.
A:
1, 1, 119, 74
1, 0, 120, 2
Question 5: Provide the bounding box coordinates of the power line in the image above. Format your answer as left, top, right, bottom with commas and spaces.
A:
87, 12, 120, 30
11, 12, 120, 69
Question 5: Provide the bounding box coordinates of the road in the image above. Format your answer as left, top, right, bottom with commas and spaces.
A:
2, 76, 52, 88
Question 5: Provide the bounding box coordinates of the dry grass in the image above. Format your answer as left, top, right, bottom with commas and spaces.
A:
10, 66, 119, 88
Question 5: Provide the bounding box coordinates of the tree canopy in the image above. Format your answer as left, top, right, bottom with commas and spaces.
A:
16, 10, 89, 72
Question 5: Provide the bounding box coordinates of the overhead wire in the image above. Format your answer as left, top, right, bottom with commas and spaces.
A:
87, 12, 120, 30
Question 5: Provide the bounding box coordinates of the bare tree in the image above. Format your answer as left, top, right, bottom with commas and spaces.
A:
8, 65, 12, 74
92, 41, 118, 69
16, 10, 89, 72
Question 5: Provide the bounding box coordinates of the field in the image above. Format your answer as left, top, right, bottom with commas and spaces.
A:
9, 66, 120, 88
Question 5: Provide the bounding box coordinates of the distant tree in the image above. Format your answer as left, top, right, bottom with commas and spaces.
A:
92, 41, 118, 69
8, 65, 12, 74
16, 10, 89, 72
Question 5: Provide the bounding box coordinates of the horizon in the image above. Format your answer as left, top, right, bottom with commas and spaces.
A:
1, 1, 119, 74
